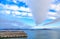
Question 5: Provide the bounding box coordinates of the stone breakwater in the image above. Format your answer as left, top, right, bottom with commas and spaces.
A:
0, 31, 27, 38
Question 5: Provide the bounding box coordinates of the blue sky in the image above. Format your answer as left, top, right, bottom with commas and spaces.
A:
0, 0, 60, 29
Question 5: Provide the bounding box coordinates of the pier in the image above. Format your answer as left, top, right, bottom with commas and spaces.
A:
0, 31, 27, 38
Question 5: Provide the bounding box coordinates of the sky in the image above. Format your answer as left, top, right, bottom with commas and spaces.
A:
0, 0, 60, 29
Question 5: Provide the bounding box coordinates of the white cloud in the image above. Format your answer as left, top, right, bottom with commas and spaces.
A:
50, 4, 57, 9
5, 10, 11, 14
19, 7, 31, 12
0, 3, 5, 10
55, 4, 60, 11
4, 5, 10, 9
31, 26, 60, 29
0, 3, 30, 12
48, 12, 57, 16
27, 13, 33, 17
0, 10, 11, 15
21, 12, 27, 16
0, 10, 10, 15
19, 7, 26, 11
14, 11, 21, 15
12, 11, 21, 15
50, 4, 60, 11
25, 8, 31, 12
48, 16, 56, 20
9, 5, 19, 10
16, 16, 23, 18
4, 5, 19, 10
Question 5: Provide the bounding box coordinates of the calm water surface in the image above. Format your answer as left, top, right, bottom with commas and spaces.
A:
2, 30, 60, 39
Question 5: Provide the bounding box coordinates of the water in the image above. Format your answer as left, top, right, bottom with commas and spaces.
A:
24, 30, 60, 39
1, 29, 60, 39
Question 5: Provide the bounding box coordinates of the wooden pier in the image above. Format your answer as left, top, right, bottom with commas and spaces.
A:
0, 31, 27, 38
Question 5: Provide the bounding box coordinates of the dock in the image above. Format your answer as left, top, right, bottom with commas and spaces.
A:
0, 31, 27, 38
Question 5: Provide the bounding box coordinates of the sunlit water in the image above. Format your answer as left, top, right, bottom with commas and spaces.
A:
1, 29, 60, 39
